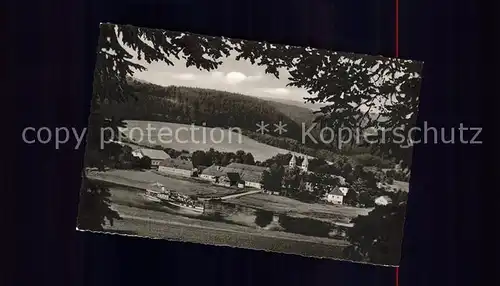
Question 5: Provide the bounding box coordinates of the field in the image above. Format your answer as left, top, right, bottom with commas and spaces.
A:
103, 203, 348, 259
227, 193, 371, 222
84, 172, 355, 259
89, 169, 372, 224
120, 120, 313, 162
87, 169, 238, 197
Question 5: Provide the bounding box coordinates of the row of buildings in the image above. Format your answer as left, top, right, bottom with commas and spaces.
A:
200, 163, 267, 189
131, 147, 348, 205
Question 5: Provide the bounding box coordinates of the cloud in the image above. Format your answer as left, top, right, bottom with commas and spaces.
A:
171, 73, 196, 80
211, 71, 224, 78
225, 72, 247, 84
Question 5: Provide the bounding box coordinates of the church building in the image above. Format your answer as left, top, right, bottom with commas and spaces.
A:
288, 154, 309, 173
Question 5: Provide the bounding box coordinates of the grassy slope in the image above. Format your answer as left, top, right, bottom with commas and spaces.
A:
92, 169, 371, 223
105, 204, 347, 259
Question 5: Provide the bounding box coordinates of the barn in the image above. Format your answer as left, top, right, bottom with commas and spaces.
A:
131, 148, 171, 168
158, 158, 194, 177
200, 165, 225, 182
223, 163, 268, 189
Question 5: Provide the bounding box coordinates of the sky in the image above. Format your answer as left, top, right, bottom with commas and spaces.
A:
127, 48, 321, 106
115, 32, 409, 114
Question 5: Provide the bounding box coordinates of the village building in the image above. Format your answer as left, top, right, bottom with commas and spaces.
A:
301, 156, 309, 172
223, 163, 269, 189
338, 186, 349, 196
200, 165, 225, 182
288, 154, 310, 173
216, 174, 232, 187
263, 190, 281, 195
375, 195, 392, 206
131, 148, 171, 168
158, 158, 194, 177
288, 154, 296, 168
323, 186, 345, 205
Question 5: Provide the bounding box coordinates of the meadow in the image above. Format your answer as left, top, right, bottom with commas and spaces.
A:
227, 193, 371, 223
90, 169, 371, 224
104, 204, 348, 260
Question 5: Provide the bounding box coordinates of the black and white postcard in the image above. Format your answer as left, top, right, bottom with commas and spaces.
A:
77, 23, 424, 266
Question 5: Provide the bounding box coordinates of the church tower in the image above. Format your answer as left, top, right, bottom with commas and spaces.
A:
289, 154, 297, 168
301, 156, 309, 172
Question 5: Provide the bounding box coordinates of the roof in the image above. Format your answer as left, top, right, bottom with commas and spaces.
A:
137, 148, 171, 160
201, 165, 225, 177
224, 163, 268, 183
333, 222, 354, 228
375, 195, 392, 202
160, 158, 193, 170
225, 163, 269, 172
329, 186, 345, 196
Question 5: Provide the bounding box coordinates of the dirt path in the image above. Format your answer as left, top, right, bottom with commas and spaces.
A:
218, 190, 262, 200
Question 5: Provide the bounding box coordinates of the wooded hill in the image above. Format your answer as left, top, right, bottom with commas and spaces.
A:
100, 77, 320, 142
99, 77, 393, 166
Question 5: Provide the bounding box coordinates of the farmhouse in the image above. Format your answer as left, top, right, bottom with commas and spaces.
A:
158, 158, 194, 177
223, 163, 268, 189
375, 195, 392, 206
132, 148, 171, 168
216, 174, 232, 187
323, 186, 345, 205
200, 165, 225, 182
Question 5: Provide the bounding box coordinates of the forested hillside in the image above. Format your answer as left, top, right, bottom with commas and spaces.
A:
99, 77, 319, 143
99, 78, 392, 166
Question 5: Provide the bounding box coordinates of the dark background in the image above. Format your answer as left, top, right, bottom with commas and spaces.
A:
5, 0, 486, 285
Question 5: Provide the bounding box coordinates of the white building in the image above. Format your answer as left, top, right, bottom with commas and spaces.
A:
289, 154, 297, 169
323, 187, 345, 205
200, 165, 225, 182
375, 196, 392, 206
132, 148, 171, 168
301, 156, 309, 172
338, 187, 349, 196
289, 154, 309, 172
